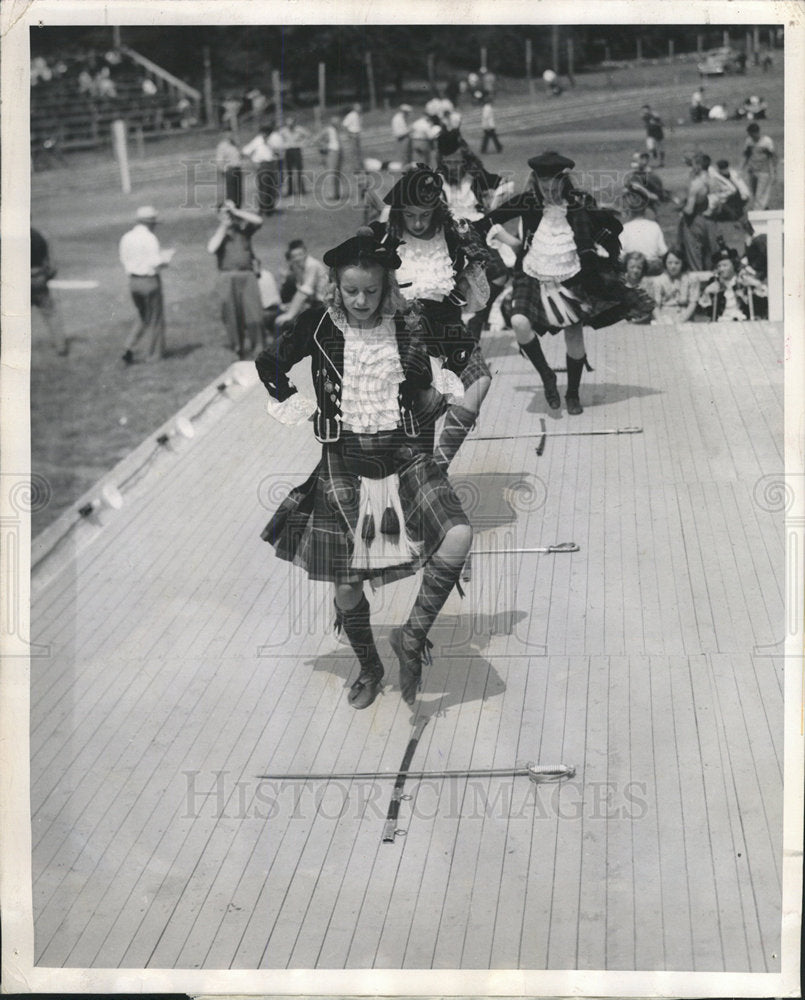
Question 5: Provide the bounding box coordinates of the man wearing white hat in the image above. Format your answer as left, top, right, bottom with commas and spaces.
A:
390, 103, 413, 164
119, 206, 174, 363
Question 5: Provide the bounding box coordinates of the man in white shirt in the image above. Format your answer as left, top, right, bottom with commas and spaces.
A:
243, 124, 280, 214
410, 115, 440, 166
216, 129, 243, 207
620, 189, 668, 275
391, 104, 413, 164
275, 239, 329, 330
342, 102, 363, 172
119, 206, 174, 363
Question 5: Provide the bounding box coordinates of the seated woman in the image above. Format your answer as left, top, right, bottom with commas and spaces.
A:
254, 227, 472, 709
697, 240, 768, 322
652, 248, 700, 324
621, 252, 655, 324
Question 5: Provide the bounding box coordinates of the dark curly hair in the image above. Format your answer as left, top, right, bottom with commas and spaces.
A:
386, 199, 459, 245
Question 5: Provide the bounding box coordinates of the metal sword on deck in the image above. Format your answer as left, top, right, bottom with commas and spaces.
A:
382, 715, 429, 843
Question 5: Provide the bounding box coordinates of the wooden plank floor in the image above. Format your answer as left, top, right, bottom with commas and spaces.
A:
30, 319, 785, 972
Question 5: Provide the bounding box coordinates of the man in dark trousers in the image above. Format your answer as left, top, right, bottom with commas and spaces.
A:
31, 228, 68, 355
118, 206, 174, 363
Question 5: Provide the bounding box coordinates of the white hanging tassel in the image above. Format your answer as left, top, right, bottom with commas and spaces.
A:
351, 474, 420, 571
540, 279, 582, 327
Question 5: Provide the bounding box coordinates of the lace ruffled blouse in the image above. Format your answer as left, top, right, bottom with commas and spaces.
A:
338, 316, 404, 433
396, 231, 455, 302
522, 203, 581, 283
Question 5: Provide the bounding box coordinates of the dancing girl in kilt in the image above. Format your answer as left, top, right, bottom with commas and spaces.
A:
480, 151, 653, 414
370, 165, 492, 472
255, 228, 472, 710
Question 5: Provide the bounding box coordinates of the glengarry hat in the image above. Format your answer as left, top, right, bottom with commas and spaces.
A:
711, 241, 739, 268
436, 129, 463, 157
383, 165, 444, 207
322, 226, 401, 270
527, 151, 575, 177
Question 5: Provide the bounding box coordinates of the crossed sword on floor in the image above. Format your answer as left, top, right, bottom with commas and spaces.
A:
257, 421, 642, 841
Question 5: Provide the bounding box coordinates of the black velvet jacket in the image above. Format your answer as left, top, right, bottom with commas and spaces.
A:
480, 188, 624, 275
254, 306, 438, 443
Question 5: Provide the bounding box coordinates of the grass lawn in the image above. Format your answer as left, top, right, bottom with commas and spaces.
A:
29, 56, 784, 536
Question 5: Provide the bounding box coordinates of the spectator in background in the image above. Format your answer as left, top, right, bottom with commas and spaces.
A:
742, 122, 777, 210
119, 206, 174, 364
737, 94, 768, 120
247, 88, 268, 121
625, 150, 676, 219
690, 87, 709, 123
216, 129, 244, 208
275, 239, 329, 332
264, 122, 285, 194
31, 228, 68, 356
410, 112, 439, 165
480, 67, 496, 98
640, 104, 665, 165
95, 66, 117, 100
342, 102, 363, 172
255, 259, 281, 350
221, 94, 242, 130
677, 152, 714, 271
391, 103, 413, 164
542, 68, 562, 96
280, 115, 310, 196
242, 123, 280, 215
316, 115, 343, 200
705, 158, 751, 223
620, 188, 668, 275
480, 96, 503, 154
621, 252, 655, 324
207, 201, 264, 359
698, 240, 767, 321
652, 248, 700, 324
78, 68, 96, 97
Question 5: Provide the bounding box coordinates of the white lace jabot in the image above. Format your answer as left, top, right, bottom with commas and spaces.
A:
522, 203, 581, 283
340, 317, 404, 433
396, 231, 455, 302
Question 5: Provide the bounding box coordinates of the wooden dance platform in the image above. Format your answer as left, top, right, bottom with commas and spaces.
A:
29, 318, 785, 973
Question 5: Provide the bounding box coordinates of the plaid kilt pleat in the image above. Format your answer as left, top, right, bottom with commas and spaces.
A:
511, 268, 643, 335
261, 444, 469, 585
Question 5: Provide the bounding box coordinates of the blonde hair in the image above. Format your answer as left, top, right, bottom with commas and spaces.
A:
325, 262, 407, 318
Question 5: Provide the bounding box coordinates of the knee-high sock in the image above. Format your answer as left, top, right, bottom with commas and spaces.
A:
404, 556, 462, 650
519, 335, 557, 386
566, 354, 587, 397
338, 594, 383, 677
434, 403, 476, 472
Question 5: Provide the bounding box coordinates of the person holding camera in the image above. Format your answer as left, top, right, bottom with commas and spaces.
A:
207, 201, 264, 359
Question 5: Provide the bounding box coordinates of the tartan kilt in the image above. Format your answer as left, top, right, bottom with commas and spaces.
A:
458, 343, 492, 388
421, 298, 490, 383
261, 440, 469, 585
511, 267, 648, 336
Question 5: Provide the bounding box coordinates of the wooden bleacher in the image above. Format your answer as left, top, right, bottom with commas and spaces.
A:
30, 47, 201, 160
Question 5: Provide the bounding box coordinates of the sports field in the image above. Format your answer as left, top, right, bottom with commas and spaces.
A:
30, 57, 784, 535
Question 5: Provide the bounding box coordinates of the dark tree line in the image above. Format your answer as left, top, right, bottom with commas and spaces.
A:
31, 23, 781, 102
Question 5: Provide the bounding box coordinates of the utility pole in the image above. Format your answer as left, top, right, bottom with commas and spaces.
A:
203, 47, 214, 126
365, 50, 376, 111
